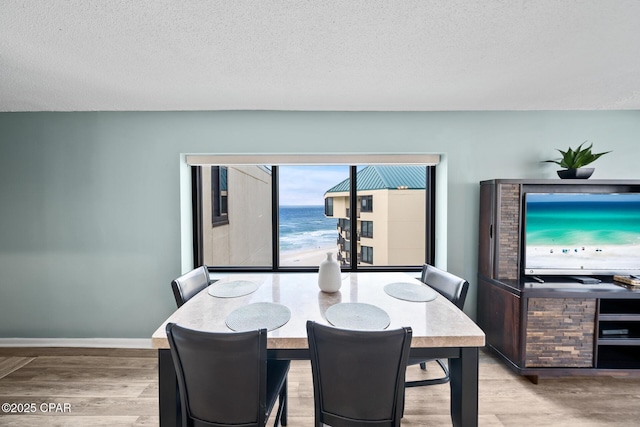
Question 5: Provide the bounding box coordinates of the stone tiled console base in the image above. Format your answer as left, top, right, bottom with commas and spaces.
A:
525, 298, 596, 367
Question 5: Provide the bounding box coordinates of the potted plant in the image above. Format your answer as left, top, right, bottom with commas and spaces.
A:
543, 141, 611, 179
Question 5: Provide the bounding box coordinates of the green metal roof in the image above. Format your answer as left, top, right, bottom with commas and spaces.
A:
325, 165, 426, 194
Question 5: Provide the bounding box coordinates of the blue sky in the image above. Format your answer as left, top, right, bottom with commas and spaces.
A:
278, 165, 350, 206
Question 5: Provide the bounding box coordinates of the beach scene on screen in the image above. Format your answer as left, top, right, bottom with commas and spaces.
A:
525, 193, 640, 272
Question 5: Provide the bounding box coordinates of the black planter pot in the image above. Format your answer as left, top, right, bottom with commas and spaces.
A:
557, 168, 594, 179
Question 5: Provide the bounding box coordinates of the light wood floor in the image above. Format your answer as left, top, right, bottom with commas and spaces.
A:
1, 347, 639, 426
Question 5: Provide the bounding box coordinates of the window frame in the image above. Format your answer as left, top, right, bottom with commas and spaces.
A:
361, 245, 373, 264
360, 195, 373, 213
361, 220, 373, 239
190, 158, 437, 274
324, 197, 334, 216
211, 166, 229, 226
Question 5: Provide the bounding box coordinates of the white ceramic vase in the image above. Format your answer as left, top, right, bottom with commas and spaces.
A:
318, 252, 341, 293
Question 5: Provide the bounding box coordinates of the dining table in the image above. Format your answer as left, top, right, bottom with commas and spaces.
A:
152, 271, 485, 427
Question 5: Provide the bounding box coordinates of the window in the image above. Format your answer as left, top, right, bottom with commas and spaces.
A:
188, 155, 438, 272
362, 246, 373, 264
278, 166, 349, 267
324, 197, 334, 216
211, 166, 228, 226
360, 195, 373, 213
195, 165, 273, 267
361, 221, 373, 238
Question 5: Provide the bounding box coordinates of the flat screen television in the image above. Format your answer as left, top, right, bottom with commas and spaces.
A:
523, 192, 640, 276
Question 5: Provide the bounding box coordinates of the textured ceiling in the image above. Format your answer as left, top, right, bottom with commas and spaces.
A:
1, 0, 639, 112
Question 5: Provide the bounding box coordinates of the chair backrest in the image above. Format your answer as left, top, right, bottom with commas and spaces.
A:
420, 264, 469, 310
306, 321, 412, 427
166, 323, 268, 427
171, 266, 210, 308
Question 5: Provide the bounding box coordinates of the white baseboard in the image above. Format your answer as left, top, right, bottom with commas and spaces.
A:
0, 338, 152, 349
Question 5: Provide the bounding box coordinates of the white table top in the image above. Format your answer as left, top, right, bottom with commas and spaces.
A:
152, 272, 485, 349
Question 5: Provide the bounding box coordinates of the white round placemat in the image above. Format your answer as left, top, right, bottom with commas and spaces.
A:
225, 302, 291, 332
325, 302, 390, 330
208, 280, 259, 298
383, 282, 438, 302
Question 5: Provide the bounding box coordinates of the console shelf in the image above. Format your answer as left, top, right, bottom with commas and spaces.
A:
599, 314, 640, 321
596, 299, 640, 369
477, 179, 640, 382
597, 346, 640, 369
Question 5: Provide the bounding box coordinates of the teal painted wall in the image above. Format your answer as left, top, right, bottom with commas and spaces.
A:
1, 111, 638, 338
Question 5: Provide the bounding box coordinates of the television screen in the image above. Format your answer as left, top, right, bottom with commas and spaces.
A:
524, 193, 640, 276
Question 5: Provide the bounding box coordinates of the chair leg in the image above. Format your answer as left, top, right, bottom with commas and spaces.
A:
405, 358, 450, 387
274, 379, 287, 427
281, 379, 287, 426
435, 359, 449, 379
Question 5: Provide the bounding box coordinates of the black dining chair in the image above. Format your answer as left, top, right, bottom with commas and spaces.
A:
405, 263, 469, 388
171, 265, 213, 308
166, 323, 289, 427
306, 320, 412, 427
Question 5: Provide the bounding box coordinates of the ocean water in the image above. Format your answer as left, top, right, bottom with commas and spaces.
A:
279, 205, 338, 253
526, 198, 640, 246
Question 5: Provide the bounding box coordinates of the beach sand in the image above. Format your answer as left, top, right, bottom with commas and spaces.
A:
526, 244, 640, 270
280, 246, 339, 267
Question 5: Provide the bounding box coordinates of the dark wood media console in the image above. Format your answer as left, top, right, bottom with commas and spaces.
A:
477, 179, 640, 382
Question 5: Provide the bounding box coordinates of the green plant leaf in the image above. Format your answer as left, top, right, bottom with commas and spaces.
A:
542, 141, 610, 169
